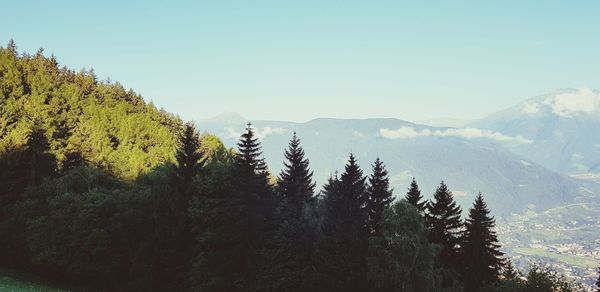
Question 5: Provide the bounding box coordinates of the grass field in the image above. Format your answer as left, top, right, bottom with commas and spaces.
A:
0, 276, 65, 292
514, 247, 599, 268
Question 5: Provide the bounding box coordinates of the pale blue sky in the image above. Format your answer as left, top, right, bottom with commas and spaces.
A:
2, 1, 599, 122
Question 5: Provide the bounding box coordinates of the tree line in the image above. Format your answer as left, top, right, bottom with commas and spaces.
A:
0, 41, 591, 291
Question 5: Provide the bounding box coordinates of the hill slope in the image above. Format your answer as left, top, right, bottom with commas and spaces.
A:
470, 88, 600, 176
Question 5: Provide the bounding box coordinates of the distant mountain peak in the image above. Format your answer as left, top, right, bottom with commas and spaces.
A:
521, 88, 600, 117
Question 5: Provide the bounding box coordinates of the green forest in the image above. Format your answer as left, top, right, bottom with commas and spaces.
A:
0, 41, 594, 291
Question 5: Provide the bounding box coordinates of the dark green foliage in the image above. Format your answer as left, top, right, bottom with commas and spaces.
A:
189, 139, 238, 291
176, 122, 203, 191
190, 124, 276, 292
368, 200, 440, 292
498, 261, 524, 290
277, 132, 315, 218
523, 266, 582, 291
462, 193, 504, 292
318, 154, 369, 292
426, 181, 463, 287
0, 167, 130, 287
260, 132, 317, 291
236, 122, 268, 176
405, 177, 426, 213
365, 158, 393, 236
0, 124, 56, 207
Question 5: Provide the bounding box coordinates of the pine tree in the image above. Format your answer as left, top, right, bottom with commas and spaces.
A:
189, 123, 275, 292
236, 122, 268, 176
405, 177, 426, 213
154, 122, 203, 291
259, 132, 317, 291
176, 122, 203, 194
318, 154, 369, 292
462, 193, 504, 292
233, 122, 275, 290
365, 158, 393, 236
426, 181, 463, 286
277, 132, 316, 218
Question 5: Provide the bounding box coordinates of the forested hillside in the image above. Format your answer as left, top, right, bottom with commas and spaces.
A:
0, 42, 592, 291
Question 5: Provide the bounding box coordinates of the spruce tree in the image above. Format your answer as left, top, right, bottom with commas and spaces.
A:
277, 131, 316, 218
190, 123, 274, 292
405, 177, 426, 213
176, 122, 203, 197
365, 158, 393, 236
233, 122, 275, 290
236, 122, 268, 176
462, 193, 504, 292
261, 132, 316, 291
319, 154, 368, 292
155, 122, 203, 291
426, 181, 463, 286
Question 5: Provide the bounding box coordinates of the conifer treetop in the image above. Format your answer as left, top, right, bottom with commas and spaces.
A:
236, 122, 268, 174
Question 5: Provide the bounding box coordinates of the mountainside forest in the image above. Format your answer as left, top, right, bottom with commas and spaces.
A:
0, 42, 596, 291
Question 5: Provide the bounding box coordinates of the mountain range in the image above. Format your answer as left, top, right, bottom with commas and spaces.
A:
198, 88, 600, 217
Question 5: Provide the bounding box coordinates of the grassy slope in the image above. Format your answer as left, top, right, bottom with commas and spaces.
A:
0, 276, 65, 292
0, 269, 67, 292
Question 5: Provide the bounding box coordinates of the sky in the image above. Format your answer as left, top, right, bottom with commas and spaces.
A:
2, 0, 600, 123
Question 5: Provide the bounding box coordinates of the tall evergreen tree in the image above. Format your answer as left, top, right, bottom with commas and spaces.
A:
318, 154, 369, 292
365, 157, 393, 236
236, 122, 268, 176
260, 132, 317, 291
154, 122, 203, 291
405, 177, 426, 213
461, 193, 504, 292
189, 123, 275, 292
233, 122, 275, 290
176, 122, 203, 192
277, 131, 316, 217
426, 181, 463, 287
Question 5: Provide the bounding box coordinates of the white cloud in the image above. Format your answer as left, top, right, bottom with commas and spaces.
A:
453, 190, 468, 197
546, 88, 600, 117
225, 126, 287, 140
521, 88, 600, 117
519, 160, 532, 166
379, 126, 532, 143
254, 126, 287, 139
379, 127, 420, 139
